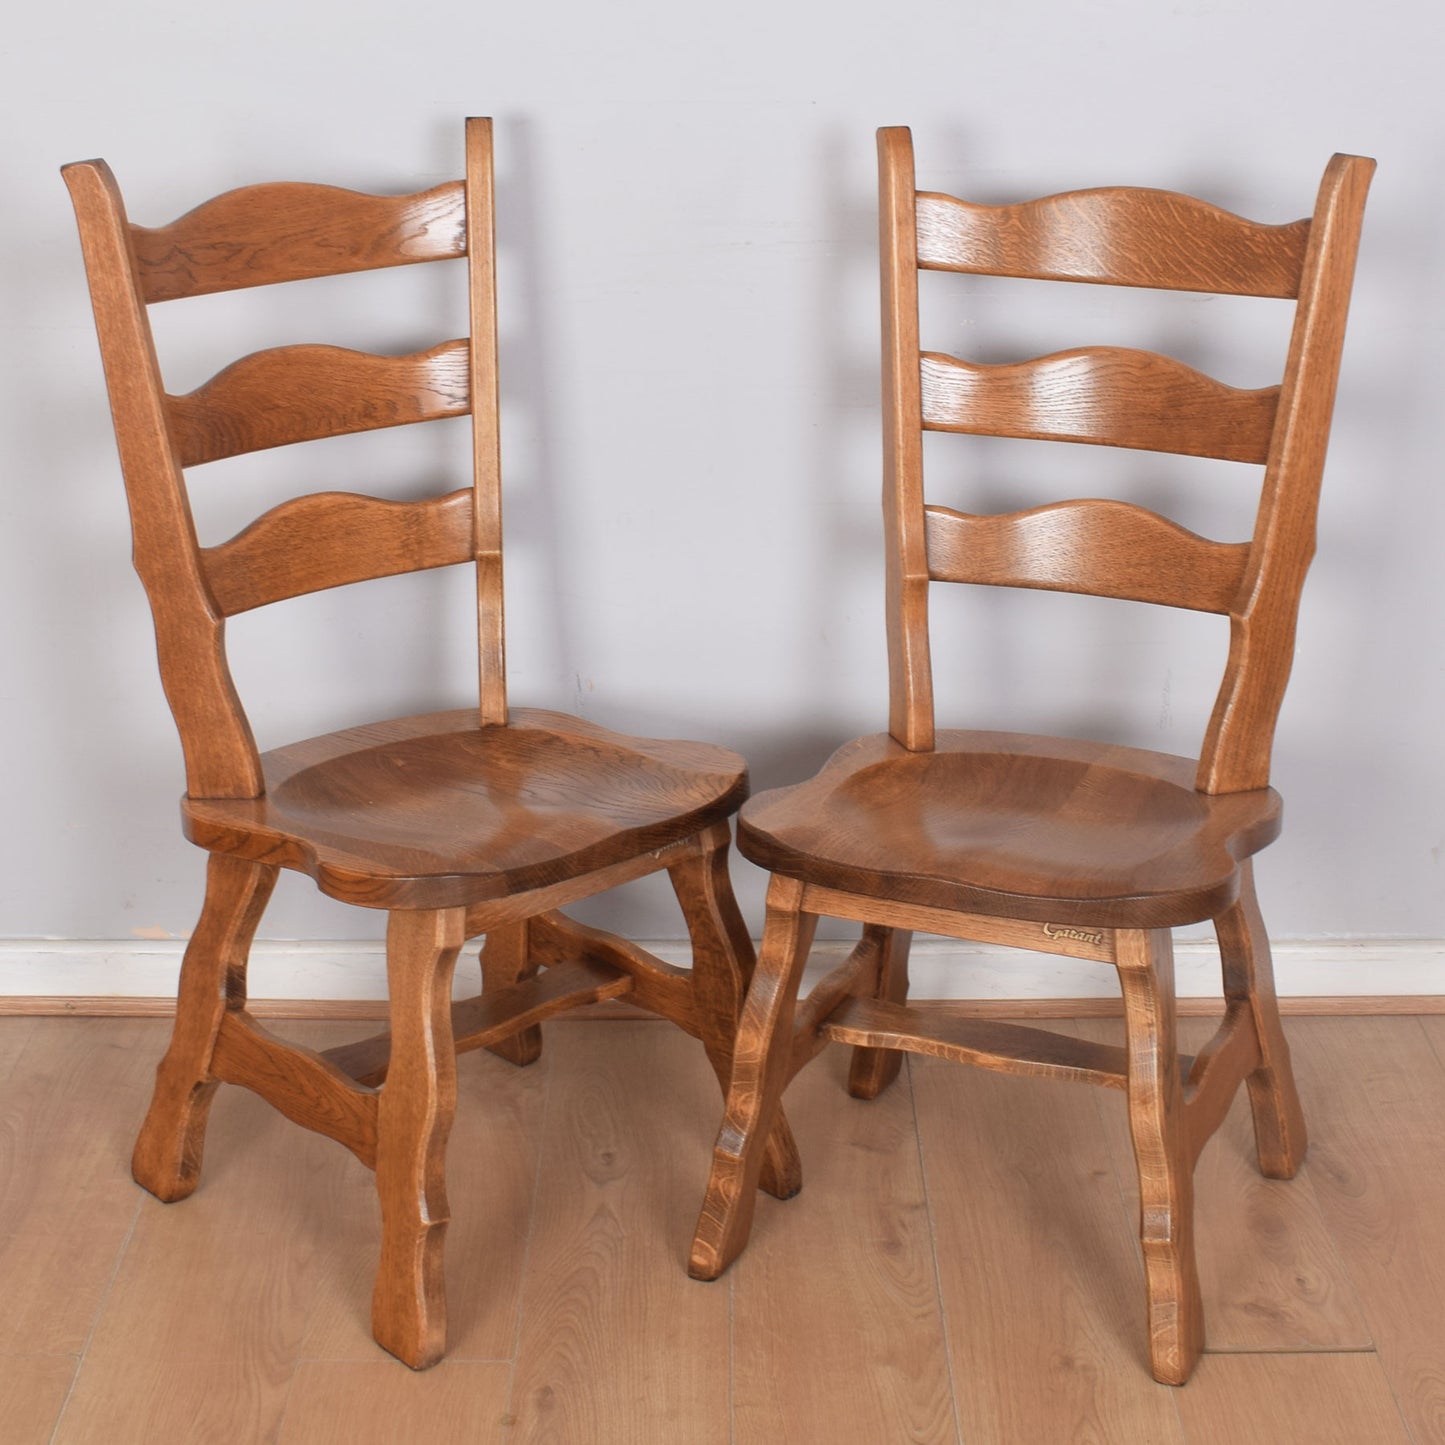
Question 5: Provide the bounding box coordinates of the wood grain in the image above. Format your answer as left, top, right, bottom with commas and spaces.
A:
920, 347, 1279, 461
129, 179, 466, 301
1174, 1353, 1413, 1445
911, 1053, 1188, 1440
166, 340, 470, 466
1291, 1018, 1445, 1442
915, 186, 1310, 297
201, 488, 474, 616
276, 1360, 511, 1444
925, 499, 1250, 614
0, 1020, 154, 1354
0, 1357, 77, 1445
731, 1050, 956, 1445
508, 1025, 730, 1444
1086, 1016, 1373, 1354
740, 730, 1281, 930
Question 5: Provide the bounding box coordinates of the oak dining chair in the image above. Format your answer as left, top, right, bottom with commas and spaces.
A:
63, 117, 797, 1370
689, 127, 1373, 1384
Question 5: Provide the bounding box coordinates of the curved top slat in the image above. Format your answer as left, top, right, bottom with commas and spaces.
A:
915, 188, 1310, 298
919, 347, 1279, 462
131, 181, 467, 303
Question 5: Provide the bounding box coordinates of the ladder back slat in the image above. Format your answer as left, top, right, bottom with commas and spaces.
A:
919, 348, 1279, 463
915, 189, 1310, 298
166, 340, 470, 466
132, 181, 467, 302
201, 488, 475, 616
925, 500, 1249, 614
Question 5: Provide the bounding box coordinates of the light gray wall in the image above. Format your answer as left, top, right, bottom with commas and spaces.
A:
1, 0, 1440, 948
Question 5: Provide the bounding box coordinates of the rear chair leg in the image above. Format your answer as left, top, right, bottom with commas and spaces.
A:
847, 926, 913, 1100
1216, 860, 1307, 1178
668, 824, 802, 1201
1115, 927, 1204, 1386
690, 874, 816, 1281
132, 854, 277, 1201
480, 920, 542, 1067
371, 906, 464, 1370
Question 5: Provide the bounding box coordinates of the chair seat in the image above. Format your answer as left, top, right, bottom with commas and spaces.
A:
183, 707, 749, 909
737, 730, 1281, 930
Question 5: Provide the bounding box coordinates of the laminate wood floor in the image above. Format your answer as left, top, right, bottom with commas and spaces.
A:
1, 1012, 1438, 1444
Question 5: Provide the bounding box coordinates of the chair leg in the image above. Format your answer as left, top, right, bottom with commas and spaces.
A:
1215, 860, 1307, 1179
132, 854, 277, 1202
1115, 927, 1204, 1386
668, 824, 803, 1201
479, 921, 542, 1067
371, 906, 464, 1370
847, 926, 913, 1100
689, 874, 816, 1281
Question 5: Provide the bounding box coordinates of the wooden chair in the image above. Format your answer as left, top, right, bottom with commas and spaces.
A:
689, 128, 1373, 1384
62, 117, 798, 1370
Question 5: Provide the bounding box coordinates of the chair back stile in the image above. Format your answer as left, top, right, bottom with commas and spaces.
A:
876, 127, 1374, 793
63, 118, 506, 800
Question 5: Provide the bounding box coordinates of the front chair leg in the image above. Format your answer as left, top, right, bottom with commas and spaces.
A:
372, 906, 464, 1370
667, 824, 802, 1200
1215, 860, 1307, 1178
847, 926, 913, 1100
689, 874, 816, 1281
132, 853, 277, 1201
1115, 927, 1204, 1386
479, 920, 542, 1067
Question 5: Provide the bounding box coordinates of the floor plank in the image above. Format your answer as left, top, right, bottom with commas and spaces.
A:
910, 1053, 1188, 1444
0, 1019, 155, 1354
295, 1027, 549, 1363
1174, 1352, 1413, 1444
731, 1049, 957, 1445
0, 1355, 78, 1445
1289, 1017, 1445, 1445
276, 1360, 511, 1444
1082, 1017, 1373, 1352
506, 1023, 730, 1445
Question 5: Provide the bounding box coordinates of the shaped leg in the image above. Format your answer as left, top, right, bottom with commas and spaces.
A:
132, 854, 277, 1201
847, 926, 913, 1100
372, 906, 464, 1370
1215, 861, 1307, 1179
480, 921, 542, 1067
668, 824, 802, 1201
1115, 927, 1203, 1386
690, 874, 816, 1280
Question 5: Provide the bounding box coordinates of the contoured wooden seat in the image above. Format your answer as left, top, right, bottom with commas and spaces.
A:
64, 118, 797, 1370
691, 127, 1373, 1385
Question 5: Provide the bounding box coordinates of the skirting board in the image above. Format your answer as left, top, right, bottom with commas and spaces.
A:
1, 936, 1440, 1014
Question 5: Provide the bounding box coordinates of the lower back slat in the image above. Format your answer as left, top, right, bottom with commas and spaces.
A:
924, 500, 1249, 614
202, 488, 474, 615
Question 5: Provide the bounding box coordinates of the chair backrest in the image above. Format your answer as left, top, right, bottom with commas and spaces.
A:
877, 127, 1374, 793
63, 118, 505, 800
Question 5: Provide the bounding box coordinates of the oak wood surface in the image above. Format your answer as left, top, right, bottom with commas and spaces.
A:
0, 1357, 78, 1445
5, 1014, 1440, 1445
741, 730, 1281, 929
693, 128, 1372, 1388
64, 117, 772, 1370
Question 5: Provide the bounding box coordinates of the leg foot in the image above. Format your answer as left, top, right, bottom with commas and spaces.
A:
1116, 928, 1204, 1386
132, 855, 276, 1201
689, 874, 815, 1280
371, 907, 464, 1369
1217, 861, 1307, 1178
668, 824, 802, 1201
847, 927, 913, 1100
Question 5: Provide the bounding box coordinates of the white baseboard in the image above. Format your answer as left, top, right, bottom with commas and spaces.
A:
1, 935, 1440, 1003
